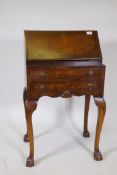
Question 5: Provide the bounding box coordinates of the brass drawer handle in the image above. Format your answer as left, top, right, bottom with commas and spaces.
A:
39, 84, 45, 91
39, 71, 46, 78
89, 70, 94, 77
88, 83, 92, 90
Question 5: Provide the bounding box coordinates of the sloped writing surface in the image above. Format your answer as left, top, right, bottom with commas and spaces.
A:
25, 31, 102, 61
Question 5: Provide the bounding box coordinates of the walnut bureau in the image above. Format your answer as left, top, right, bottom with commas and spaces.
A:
23, 31, 106, 167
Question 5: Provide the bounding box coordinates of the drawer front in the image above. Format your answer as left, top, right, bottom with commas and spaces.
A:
28, 66, 104, 83
27, 66, 105, 100
29, 81, 104, 99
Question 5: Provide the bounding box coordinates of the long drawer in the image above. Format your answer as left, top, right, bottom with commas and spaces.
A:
28, 66, 105, 83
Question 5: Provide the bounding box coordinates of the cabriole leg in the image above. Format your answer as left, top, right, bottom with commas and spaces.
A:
83, 95, 91, 137
94, 97, 106, 161
24, 100, 37, 167
23, 88, 29, 142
